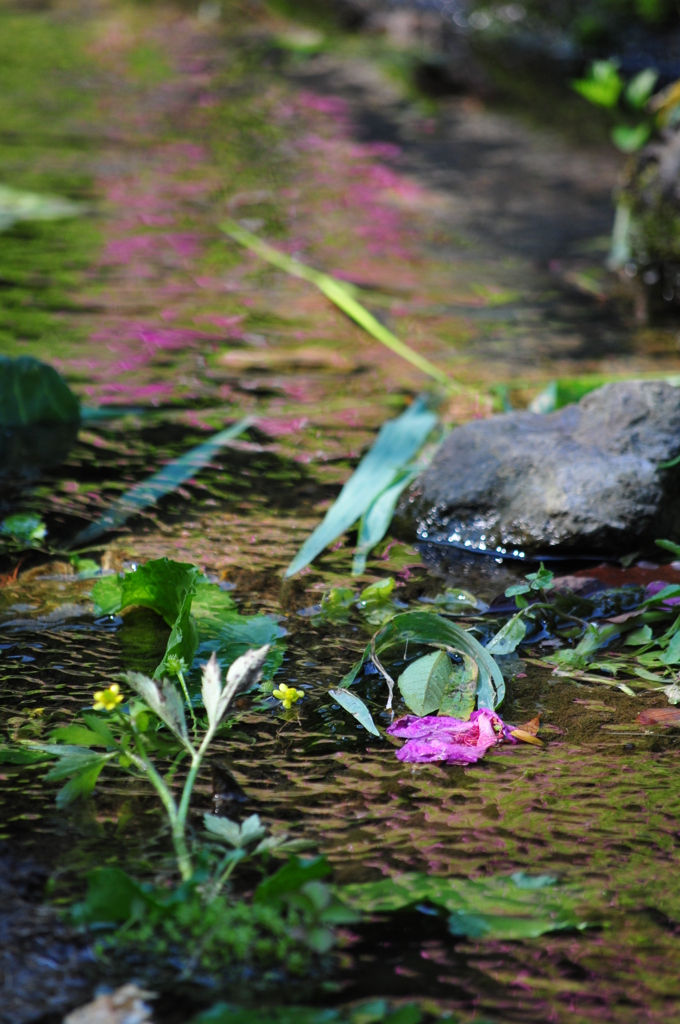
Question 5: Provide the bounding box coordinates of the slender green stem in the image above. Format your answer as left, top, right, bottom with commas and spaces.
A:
177, 668, 199, 743
128, 734, 194, 881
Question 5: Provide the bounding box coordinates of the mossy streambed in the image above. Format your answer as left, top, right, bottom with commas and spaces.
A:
4, 1, 680, 1022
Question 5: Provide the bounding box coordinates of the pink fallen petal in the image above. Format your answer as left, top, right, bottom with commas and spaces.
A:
387, 709, 514, 765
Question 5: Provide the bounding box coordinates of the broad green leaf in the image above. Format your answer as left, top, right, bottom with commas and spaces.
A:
552, 623, 620, 670
285, 398, 438, 577
340, 611, 505, 711
0, 184, 82, 231
254, 855, 331, 906
439, 654, 478, 719
572, 61, 623, 108
49, 725, 104, 747
55, 759, 109, 808
72, 866, 159, 925
94, 559, 201, 678
337, 871, 592, 940
95, 558, 285, 685
70, 417, 253, 547
222, 219, 456, 391
93, 558, 200, 627
624, 625, 653, 646
193, 1004, 344, 1024
486, 612, 526, 656
447, 910, 577, 940
0, 356, 80, 427
81, 712, 118, 748
625, 68, 658, 108
611, 122, 652, 153
352, 468, 418, 575
661, 631, 680, 665
328, 688, 380, 736
0, 747, 51, 765
397, 651, 454, 717
0, 514, 46, 545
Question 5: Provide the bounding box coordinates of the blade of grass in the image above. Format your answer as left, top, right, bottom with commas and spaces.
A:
221, 219, 458, 392
285, 398, 437, 577
68, 417, 254, 549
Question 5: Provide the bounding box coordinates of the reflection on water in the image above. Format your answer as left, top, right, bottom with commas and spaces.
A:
2, 0, 680, 1021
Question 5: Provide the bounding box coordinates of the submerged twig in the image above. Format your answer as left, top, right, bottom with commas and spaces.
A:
370, 638, 396, 711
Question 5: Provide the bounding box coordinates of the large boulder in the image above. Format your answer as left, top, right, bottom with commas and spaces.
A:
399, 381, 680, 557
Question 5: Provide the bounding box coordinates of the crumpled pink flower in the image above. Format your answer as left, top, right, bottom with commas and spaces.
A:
386, 709, 515, 765
645, 581, 680, 607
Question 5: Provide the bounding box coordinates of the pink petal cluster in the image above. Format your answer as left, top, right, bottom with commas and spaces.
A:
386, 709, 514, 765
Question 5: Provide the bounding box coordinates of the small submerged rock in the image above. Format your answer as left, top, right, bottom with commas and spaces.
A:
400, 381, 680, 558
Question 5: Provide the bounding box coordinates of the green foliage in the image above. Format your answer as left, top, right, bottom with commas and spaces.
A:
505, 563, 554, 599
93, 558, 285, 681
0, 356, 79, 427
73, 855, 357, 976
337, 871, 592, 940
438, 655, 478, 720
328, 688, 380, 736
572, 61, 623, 109
572, 59, 657, 153
193, 1002, 422, 1024
397, 650, 455, 717
340, 611, 505, 711
485, 612, 527, 656
0, 514, 46, 547
285, 398, 438, 577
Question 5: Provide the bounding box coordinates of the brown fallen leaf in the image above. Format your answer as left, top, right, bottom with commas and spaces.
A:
636, 707, 680, 726
509, 728, 544, 746
63, 984, 155, 1024
220, 346, 356, 372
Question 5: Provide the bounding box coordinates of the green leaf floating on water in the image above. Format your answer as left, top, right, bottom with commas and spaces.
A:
340, 611, 505, 711
70, 416, 254, 548
328, 688, 380, 736
0, 184, 83, 231
285, 398, 438, 578
0, 356, 80, 427
337, 871, 592, 940
92, 558, 285, 682
397, 650, 454, 717
486, 612, 526, 656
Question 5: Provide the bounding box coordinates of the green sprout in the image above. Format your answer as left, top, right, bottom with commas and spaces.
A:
30, 646, 271, 881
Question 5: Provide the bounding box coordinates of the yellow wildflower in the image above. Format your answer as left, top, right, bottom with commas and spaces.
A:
93, 683, 124, 712
272, 683, 304, 709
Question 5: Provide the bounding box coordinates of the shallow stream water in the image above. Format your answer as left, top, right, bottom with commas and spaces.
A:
3, 1, 680, 1021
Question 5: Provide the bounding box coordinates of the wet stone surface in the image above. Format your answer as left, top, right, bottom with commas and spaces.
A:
403, 380, 680, 557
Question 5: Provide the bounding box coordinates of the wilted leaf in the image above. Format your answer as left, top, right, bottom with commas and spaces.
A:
636, 707, 680, 725
438, 655, 478, 720
328, 688, 380, 736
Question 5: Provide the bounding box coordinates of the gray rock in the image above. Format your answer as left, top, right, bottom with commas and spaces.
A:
400, 381, 680, 557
